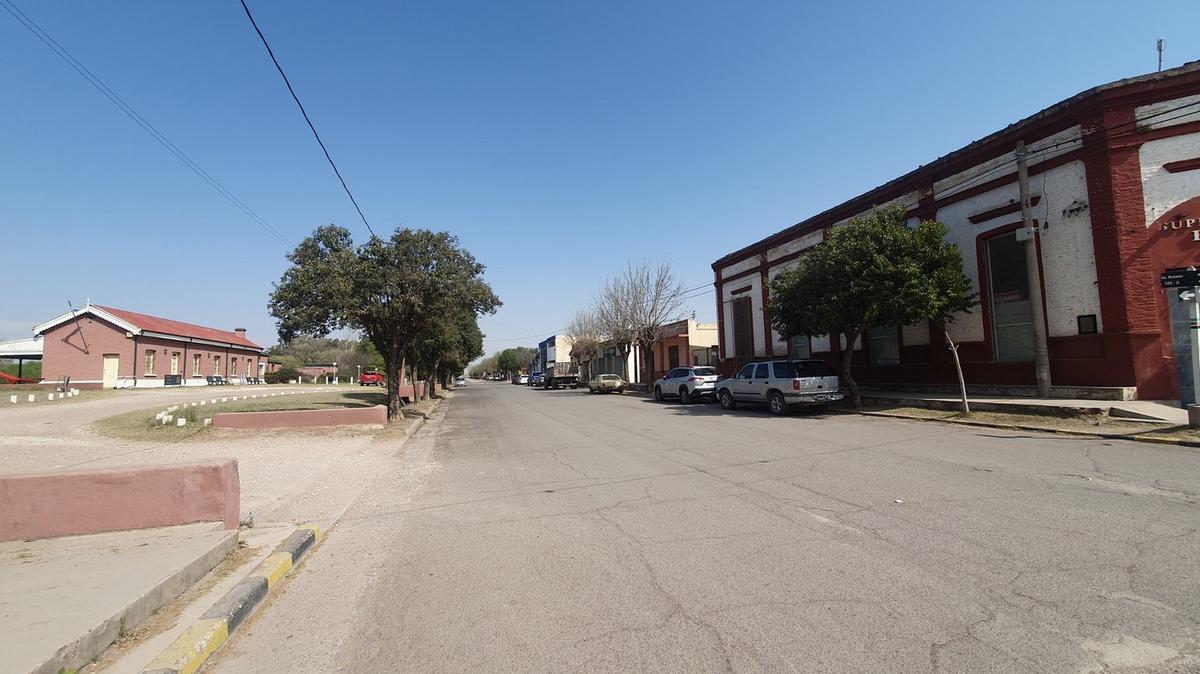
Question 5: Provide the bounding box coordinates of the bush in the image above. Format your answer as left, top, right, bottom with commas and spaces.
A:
264, 366, 300, 384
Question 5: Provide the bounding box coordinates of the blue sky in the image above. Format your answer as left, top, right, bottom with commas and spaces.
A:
3, 0, 1197, 357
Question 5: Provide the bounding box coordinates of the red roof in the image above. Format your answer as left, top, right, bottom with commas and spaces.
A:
96, 305, 262, 350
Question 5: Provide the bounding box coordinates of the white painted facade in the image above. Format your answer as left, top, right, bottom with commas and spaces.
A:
716, 126, 1104, 356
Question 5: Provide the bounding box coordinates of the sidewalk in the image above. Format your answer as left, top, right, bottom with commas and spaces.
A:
859, 390, 1188, 424
0, 522, 237, 674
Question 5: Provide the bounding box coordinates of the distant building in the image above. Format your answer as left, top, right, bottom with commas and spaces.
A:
34, 304, 264, 388
711, 61, 1200, 402
298, 363, 338, 379
647, 319, 719, 381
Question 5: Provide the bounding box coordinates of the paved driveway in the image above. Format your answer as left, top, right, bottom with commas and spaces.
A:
210, 383, 1199, 672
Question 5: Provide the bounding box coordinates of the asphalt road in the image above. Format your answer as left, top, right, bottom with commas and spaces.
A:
210, 383, 1200, 673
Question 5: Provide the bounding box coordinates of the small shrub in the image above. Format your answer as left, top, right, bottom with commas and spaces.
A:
265, 366, 300, 384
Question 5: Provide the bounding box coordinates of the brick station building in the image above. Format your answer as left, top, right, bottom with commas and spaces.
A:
34, 304, 264, 388
711, 62, 1200, 402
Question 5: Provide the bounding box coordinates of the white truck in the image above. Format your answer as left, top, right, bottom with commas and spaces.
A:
538, 335, 579, 389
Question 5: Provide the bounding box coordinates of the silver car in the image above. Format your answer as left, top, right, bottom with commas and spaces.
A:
653, 366, 721, 404
715, 359, 843, 415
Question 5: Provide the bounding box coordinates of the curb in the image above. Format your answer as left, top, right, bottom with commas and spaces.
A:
844, 409, 1200, 449
140, 525, 321, 674
135, 396, 446, 673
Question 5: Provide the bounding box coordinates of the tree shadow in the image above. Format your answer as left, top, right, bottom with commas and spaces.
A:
634, 396, 838, 419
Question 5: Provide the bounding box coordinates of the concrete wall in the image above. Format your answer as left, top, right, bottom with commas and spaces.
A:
0, 459, 239, 542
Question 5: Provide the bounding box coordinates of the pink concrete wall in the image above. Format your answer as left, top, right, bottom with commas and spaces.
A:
213, 405, 387, 429
0, 459, 240, 542
40, 317, 261, 386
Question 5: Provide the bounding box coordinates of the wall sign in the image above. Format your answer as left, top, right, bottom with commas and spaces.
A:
1149, 195, 1200, 242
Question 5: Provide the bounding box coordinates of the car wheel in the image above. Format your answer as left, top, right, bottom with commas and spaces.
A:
654, 386, 664, 402
718, 389, 736, 410
768, 391, 788, 416
679, 387, 691, 405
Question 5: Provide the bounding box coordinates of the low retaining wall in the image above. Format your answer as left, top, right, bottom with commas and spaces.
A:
0, 459, 239, 542
212, 404, 387, 429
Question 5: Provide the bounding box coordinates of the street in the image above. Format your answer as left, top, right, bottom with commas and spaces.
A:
209, 383, 1200, 673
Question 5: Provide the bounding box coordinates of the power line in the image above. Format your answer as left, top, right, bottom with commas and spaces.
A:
238, 0, 376, 239
0, 0, 294, 248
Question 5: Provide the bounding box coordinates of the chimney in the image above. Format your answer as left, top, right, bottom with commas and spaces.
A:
234, 328, 247, 338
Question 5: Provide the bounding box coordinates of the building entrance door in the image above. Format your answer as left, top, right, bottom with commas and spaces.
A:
102, 354, 119, 388
985, 232, 1035, 362
1169, 290, 1196, 405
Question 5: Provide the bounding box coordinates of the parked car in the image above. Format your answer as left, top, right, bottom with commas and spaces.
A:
454, 376, 466, 387
587, 373, 626, 394
359, 370, 385, 386
653, 366, 721, 404
529, 372, 543, 386
514, 374, 529, 385
714, 359, 843, 415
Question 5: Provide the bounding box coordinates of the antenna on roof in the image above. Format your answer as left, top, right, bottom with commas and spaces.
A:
1157, 38, 1164, 72
66, 300, 90, 354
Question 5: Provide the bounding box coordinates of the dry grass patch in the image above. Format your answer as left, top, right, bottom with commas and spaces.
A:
857, 405, 1176, 437
93, 389, 392, 441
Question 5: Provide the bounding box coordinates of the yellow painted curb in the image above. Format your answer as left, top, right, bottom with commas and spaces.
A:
144, 618, 228, 674
253, 551, 293, 589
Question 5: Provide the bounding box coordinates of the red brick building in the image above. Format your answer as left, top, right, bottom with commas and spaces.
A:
34, 304, 264, 388
712, 62, 1200, 402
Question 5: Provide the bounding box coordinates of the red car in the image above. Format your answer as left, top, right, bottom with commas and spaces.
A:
358, 371, 385, 386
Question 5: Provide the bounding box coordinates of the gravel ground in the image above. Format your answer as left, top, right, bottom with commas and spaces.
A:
0, 385, 408, 522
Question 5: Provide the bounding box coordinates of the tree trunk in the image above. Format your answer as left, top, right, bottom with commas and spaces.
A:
428, 361, 439, 399
385, 353, 405, 421
840, 330, 862, 409
944, 332, 970, 415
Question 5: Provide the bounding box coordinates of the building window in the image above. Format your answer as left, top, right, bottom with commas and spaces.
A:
985, 231, 1035, 362
789, 336, 811, 359
144, 350, 155, 375
213, 355, 221, 375
731, 296, 754, 362
1077, 314, 1098, 335
668, 345, 680, 369
170, 352, 180, 375
867, 326, 900, 366
192, 353, 201, 376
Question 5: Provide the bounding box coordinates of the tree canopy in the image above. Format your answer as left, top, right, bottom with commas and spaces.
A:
270, 226, 499, 418
767, 206, 976, 407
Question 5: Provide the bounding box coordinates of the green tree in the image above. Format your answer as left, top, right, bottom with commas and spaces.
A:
496, 348, 522, 375
767, 206, 976, 408
270, 226, 500, 419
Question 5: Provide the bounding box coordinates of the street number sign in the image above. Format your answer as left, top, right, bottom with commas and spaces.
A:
1161, 267, 1200, 288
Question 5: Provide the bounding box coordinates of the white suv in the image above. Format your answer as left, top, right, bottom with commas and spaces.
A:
715, 360, 843, 415
653, 366, 721, 404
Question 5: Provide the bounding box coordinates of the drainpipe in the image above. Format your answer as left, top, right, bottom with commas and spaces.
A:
183, 342, 189, 387
132, 334, 139, 387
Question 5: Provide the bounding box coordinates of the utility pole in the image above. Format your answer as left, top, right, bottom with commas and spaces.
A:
1016, 140, 1052, 396
1157, 38, 1164, 72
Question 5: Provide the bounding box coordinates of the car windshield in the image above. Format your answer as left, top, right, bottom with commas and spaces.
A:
691, 367, 719, 376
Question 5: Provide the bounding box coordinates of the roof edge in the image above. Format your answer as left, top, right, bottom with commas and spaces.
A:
712, 59, 1200, 270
